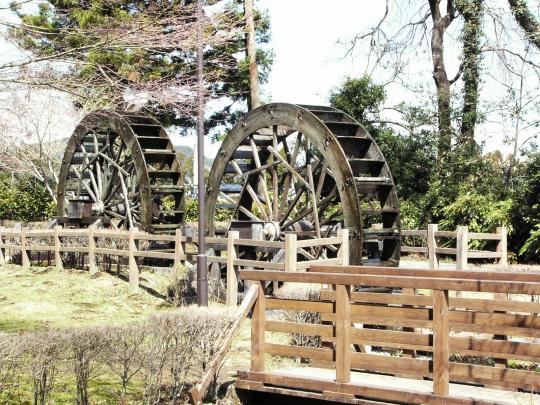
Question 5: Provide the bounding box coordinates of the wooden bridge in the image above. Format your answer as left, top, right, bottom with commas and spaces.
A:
234, 266, 540, 404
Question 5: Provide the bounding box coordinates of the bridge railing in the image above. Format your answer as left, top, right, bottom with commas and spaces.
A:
239, 265, 540, 402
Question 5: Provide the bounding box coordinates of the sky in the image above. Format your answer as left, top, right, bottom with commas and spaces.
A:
0, 0, 535, 159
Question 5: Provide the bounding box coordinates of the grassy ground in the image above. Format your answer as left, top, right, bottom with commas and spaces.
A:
0, 264, 172, 333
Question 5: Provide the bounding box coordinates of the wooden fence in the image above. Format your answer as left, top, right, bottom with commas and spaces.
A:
0, 226, 349, 305
237, 265, 540, 404
401, 224, 507, 268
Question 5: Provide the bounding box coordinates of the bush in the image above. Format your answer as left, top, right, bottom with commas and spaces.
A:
276, 285, 322, 349
0, 307, 236, 404
0, 173, 55, 222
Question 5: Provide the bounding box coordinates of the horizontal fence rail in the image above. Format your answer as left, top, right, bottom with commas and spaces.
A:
401, 224, 507, 269
0, 226, 348, 303
239, 265, 540, 403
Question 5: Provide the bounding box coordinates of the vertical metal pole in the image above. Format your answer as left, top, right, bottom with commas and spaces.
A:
196, 0, 208, 307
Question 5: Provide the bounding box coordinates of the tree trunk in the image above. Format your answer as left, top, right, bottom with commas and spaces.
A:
428, 0, 456, 159
508, 0, 540, 50
458, 0, 483, 149
245, 0, 261, 110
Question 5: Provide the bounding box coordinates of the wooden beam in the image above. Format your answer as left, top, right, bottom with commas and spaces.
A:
433, 289, 449, 396
251, 280, 265, 372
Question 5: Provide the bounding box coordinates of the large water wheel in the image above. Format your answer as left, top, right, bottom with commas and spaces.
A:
206, 103, 400, 270
57, 110, 185, 233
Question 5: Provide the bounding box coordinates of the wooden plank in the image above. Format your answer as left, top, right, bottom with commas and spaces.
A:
0, 244, 21, 250
296, 258, 341, 270
350, 328, 432, 352
58, 230, 90, 237
240, 270, 540, 294
450, 310, 540, 328
401, 246, 428, 253
467, 251, 501, 259
450, 363, 540, 388
266, 297, 333, 313
468, 232, 501, 240
226, 231, 239, 307
265, 320, 334, 338
435, 231, 457, 238
88, 225, 97, 275
322, 290, 433, 306
456, 226, 468, 271
251, 281, 265, 372
296, 237, 342, 248
338, 229, 349, 266
132, 250, 175, 260
284, 233, 297, 272
427, 224, 439, 268
20, 229, 29, 269
26, 245, 55, 252
450, 322, 540, 338
435, 247, 457, 255
335, 284, 351, 383
128, 228, 139, 290
402, 230, 428, 237
92, 230, 129, 239
25, 229, 54, 236
310, 265, 540, 283
134, 233, 176, 242
451, 336, 540, 362
234, 258, 284, 270
265, 343, 333, 361
433, 290, 450, 396
497, 226, 508, 266
0, 227, 4, 265
53, 225, 62, 269
93, 247, 128, 256
234, 238, 284, 249
350, 352, 430, 376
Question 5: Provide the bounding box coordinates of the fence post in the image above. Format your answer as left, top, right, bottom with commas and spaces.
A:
0, 226, 5, 265
337, 228, 349, 266
226, 231, 239, 307
335, 283, 351, 383
433, 289, 450, 396
128, 227, 139, 290
88, 225, 97, 275
497, 226, 508, 267
251, 281, 265, 372
20, 227, 30, 269
284, 233, 297, 272
456, 225, 468, 270
53, 226, 63, 269
427, 224, 439, 269
174, 228, 185, 268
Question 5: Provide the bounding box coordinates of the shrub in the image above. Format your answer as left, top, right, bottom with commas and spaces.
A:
276, 285, 322, 349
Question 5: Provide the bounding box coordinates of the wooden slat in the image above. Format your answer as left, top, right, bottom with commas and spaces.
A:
433, 290, 450, 395
93, 231, 129, 239
450, 363, 540, 388
265, 320, 334, 338
59, 246, 89, 253
265, 343, 333, 361
450, 310, 540, 329
402, 230, 428, 237
467, 250, 501, 259
26, 245, 55, 252
0, 244, 22, 250
468, 232, 501, 240
401, 246, 428, 253
296, 237, 342, 248
25, 230, 54, 236
135, 233, 176, 242
351, 352, 430, 376
234, 238, 284, 249
58, 230, 89, 237
450, 322, 540, 338
311, 265, 540, 283
266, 298, 333, 313
296, 258, 341, 270
234, 259, 284, 270
252, 281, 265, 372
240, 270, 540, 295
350, 328, 432, 352
435, 231, 457, 238
132, 250, 175, 260
435, 247, 457, 255
93, 247, 129, 256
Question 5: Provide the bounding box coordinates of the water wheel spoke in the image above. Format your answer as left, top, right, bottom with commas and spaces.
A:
249, 136, 273, 219
219, 191, 263, 222
306, 164, 321, 238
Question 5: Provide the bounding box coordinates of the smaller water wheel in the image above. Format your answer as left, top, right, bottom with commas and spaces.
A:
57, 110, 185, 233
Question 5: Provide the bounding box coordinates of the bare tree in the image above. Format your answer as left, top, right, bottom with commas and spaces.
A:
0, 91, 79, 199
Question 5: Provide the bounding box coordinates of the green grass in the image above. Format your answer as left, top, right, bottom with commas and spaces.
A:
0, 264, 172, 333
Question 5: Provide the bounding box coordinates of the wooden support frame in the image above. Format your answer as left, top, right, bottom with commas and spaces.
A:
0, 226, 5, 265
53, 225, 63, 269
284, 233, 297, 272
128, 227, 139, 290
20, 228, 30, 269
427, 223, 439, 269
432, 289, 450, 395
251, 280, 266, 372
88, 225, 97, 274
226, 231, 239, 306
